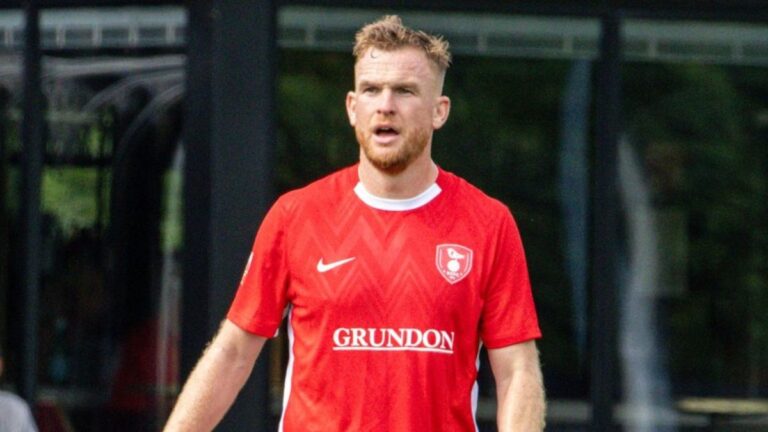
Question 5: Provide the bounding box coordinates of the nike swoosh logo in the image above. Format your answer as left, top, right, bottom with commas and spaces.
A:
317, 257, 356, 273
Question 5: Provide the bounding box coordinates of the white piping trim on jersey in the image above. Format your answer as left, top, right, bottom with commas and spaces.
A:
471, 342, 482, 432
353, 181, 442, 211
277, 306, 295, 432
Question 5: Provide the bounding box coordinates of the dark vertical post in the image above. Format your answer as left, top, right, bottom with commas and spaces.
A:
19, 1, 43, 405
181, 0, 213, 380
0, 87, 8, 355
591, 6, 622, 432
183, 1, 276, 430
211, 1, 276, 428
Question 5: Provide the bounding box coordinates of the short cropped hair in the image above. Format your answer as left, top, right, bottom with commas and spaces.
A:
353, 15, 451, 72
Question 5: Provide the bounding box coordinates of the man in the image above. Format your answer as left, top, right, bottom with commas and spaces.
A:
0, 348, 38, 432
165, 15, 545, 431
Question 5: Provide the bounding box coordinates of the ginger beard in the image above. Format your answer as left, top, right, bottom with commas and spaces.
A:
356, 123, 431, 175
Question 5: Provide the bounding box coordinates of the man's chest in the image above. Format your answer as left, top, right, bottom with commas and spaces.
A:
285, 210, 487, 328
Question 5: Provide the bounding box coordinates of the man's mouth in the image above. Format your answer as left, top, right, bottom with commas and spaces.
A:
374, 126, 399, 137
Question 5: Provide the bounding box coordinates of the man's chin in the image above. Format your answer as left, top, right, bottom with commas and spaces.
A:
358, 133, 429, 175
364, 154, 409, 175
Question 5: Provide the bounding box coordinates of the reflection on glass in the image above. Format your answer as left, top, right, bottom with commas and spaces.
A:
559, 59, 591, 368
0, 51, 185, 430
622, 54, 768, 429
618, 138, 676, 431
157, 145, 183, 422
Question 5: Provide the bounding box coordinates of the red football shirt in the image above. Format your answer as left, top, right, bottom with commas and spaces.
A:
227, 165, 541, 431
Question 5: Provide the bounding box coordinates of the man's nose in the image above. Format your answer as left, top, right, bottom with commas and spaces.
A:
376, 89, 396, 115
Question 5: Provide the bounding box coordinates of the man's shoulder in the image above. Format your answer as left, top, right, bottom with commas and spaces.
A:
274, 165, 357, 210
0, 390, 29, 409
440, 168, 511, 217
0, 390, 35, 424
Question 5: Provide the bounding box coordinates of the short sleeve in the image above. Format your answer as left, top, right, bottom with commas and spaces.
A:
480, 210, 542, 349
227, 198, 291, 338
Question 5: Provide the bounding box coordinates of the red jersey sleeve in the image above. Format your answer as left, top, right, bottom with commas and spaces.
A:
480, 209, 542, 349
227, 198, 291, 338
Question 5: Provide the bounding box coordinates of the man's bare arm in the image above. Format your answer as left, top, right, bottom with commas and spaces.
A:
164, 319, 267, 432
488, 340, 546, 432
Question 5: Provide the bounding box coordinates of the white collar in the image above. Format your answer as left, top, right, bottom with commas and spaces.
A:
354, 181, 442, 211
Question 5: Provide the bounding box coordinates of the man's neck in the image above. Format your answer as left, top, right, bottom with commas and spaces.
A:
358, 155, 438, 199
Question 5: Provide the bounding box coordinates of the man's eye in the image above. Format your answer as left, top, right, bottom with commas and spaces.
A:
363, 87, 378, 93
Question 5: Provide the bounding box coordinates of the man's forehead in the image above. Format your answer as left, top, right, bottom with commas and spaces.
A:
354, 47, 439, 80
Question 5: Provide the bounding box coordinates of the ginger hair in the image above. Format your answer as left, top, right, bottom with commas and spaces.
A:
353, 15, 451, 73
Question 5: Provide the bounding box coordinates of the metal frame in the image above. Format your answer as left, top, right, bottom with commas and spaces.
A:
4, 0, 768, 20
19, 2, 43, 404
5, 9, 768, 66
182, 1, 277, 429
592, 8, 622, 430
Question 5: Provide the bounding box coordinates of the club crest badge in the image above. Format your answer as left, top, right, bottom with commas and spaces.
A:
436, 244, 473, 284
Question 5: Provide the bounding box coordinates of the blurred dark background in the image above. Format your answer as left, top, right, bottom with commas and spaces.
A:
1, 1, 767, 431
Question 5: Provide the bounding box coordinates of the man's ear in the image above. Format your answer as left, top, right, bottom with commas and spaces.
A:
346, 91, 357, 127
432, 95, 451, 130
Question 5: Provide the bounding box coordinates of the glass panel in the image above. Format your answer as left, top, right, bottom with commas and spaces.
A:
439, 56, 590, 430
156, 145, 183, 421
36, 52, 185, 429
0, 7, 186, 431
620, 19, 768, 431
